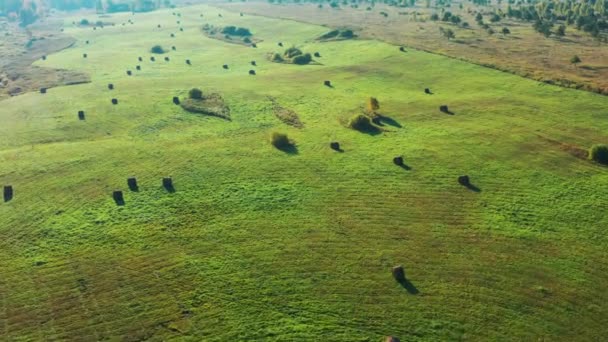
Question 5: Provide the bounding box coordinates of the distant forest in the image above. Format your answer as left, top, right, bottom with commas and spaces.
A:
0, 0, 172, 26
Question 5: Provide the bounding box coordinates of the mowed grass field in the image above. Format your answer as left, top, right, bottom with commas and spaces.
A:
1, 4, 608, 340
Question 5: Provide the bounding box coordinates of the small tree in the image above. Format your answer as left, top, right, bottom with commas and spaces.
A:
570, 55, 581, 68
589, 144, 608, 164
189, 88, 203, 99
150, 45, 165, 54
367, 97, 380, 112
502, 27, 510, 36
556, 25, 566, 37
270, 132, 292, 149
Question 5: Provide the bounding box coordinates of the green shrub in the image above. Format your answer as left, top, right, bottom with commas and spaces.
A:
272, 53, 284, 62
270, 132, 292, 149
150, 45, 165, 54
339, 29, 354, 38
319, 30, 340, 39
80, 19, 89, 25
292, 53, 312, 65
348, 114, 373, 131
189, 88, 203, 99
243, 37, 251, 43
221, 26, 251, 36
284, 47, 303, 58
589, 144, 608, 164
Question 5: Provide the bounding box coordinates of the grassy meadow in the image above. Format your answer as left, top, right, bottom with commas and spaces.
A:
1, 4, 608, 340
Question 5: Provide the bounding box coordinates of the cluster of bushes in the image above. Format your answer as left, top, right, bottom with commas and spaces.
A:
272, 47, 313, 65
318, 29, 355, 40
221, 26, 252, 36
589, 144, 608, 165
150, 45, 165, 54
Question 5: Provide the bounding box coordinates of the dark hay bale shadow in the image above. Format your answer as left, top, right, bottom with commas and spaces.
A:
374, 114, 402, 128
424, 88, 432, 94
112, 191, 125, 206
458, 175, 481, 192
127, 178, 138, 191
330, 141, 343, 152
392, 265, 419, 294
440, 105, 454, 115
3, 185, 13, 202
324, 80, 333, 88
162, 178, 175, 192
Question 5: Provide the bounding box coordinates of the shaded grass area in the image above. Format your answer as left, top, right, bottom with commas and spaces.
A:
0, 4, 607, 341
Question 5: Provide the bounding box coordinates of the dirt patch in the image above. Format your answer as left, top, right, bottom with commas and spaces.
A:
180, 93, 231, 120
268, 97, 303, 128
537, 135, 589, 160
0, 17, 90, 100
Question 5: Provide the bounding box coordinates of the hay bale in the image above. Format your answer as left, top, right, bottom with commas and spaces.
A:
172, 46, 176, 51
108, 83, 114, 90
249, 69, 256, 75
324, 80, 331, 87
3, 185, 13, 202
42, 55, 47, 60
170, 33, 175, 37
164, 56, 170, 61
251, 43, 257, 48
127, 177, 138, 191
424, 88, 431, 94
78, 110, 85, 120
83, 53, 88, 58
157, 24, 161, 28
172, 96, 180, 105
392, 265, 405, 282
136, 65, 141, 70
278, 42, 283, 47
386, 337, 401, 342
251, 60, 256, 66
186, 59, 191, 65
440, 105, 449, 113
40, 88, 47, 94
393, 156, 404, 166
150, 56, 156, 62
112, 190, 124, 205
240, 12, 243, 16
399, 46, 406, 52
111, 98, 118, 105
162, 177, 173, 190
222, 64, 229, 69
330, 142, 340, 151
458, 175, 470, 186
86, 40, 89, 44
180, 27, 183, 31
126, 70, 132, 75
314, 52, 321, 57
138, 56, 143, 62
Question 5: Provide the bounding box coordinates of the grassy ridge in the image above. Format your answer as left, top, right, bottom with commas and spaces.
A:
0, 4, 607, 340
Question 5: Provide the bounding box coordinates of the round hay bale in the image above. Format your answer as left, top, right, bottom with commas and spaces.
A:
222, 64, 229, 69
172, 96, 180, 105
126, 70, 132, 75
180, 27, 183, 31
314, 52, 321, 57
324, 80, 332, 87
164, 56, 170, 62
399, 46, 406, 52
251, 60, 256, 66
157, 24, 161, 28
108, 83, 114, 90
172, 46, 176, 51
83, 53, 88, 58
170, 33, 175, 37
393, 156, 404, 166
162, 177, 173, 190
138, 56, 143, 62
251, 43, 257, 48
458, 175, 470, 186
136, 65, 141, 70
86, 40, 89, 44
440, 105, 449, 113
111, 98, 118, 105
150, 56, 156, 62
249, 69, 256, 75
330, 142, 340, 151
424, 88, 431, 94
127, 177, 138, 191
392, 265, 405, 282
186, 59, 191, 65
40, 88, 47, 94
278, 42, 283, 47
42, 55, 47, 60
78, 110, 85, 120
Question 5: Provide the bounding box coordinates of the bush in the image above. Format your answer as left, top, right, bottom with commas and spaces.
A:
348, 114, 373, 131
589, 144, 608, 164
284, 47, 303, 58
339, 29, 354, 38
189, 88, 203, 99
150, 45, 165, 54
272, 53, 284, 62
270, 132, 292, 149
319, 30, 340, 39
292, 53, 312, 65
80, 19, 89, 25
243, 37, 251, 43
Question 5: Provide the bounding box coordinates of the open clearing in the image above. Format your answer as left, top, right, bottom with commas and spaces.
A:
1, 4, 608, 341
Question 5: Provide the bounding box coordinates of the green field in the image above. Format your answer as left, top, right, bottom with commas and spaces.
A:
1, 4, 608, 340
